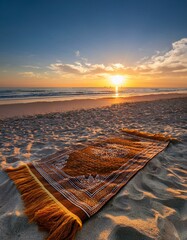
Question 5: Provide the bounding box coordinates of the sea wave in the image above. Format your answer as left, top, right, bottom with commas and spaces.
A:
0, 87, 186, 101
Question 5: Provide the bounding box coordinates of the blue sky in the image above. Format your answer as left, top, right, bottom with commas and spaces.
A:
0, 0, 187, 87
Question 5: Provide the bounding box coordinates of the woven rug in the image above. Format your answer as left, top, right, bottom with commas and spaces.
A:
5, 129, 174, 240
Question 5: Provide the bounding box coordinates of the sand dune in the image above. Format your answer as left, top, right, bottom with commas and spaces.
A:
0, 96, 187, 239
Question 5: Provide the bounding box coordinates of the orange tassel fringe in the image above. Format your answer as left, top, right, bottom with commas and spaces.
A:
6, 164, 82, 240
122, 128, 179, 143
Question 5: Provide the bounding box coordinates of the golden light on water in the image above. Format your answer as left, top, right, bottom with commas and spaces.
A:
115, 86, 119, 97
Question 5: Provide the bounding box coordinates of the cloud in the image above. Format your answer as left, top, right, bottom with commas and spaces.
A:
49, 63, 86, 74
22, 65, 40, 69
19, 71, 49, 79
74, 50, 89, 63
49, 61, 127, 76
138, 38, 187, 75
48, 38, 187, 80
19, 72, 36, 77
75, 50, 80, 57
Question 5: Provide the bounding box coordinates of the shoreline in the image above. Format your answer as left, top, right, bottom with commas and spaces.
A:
1, 88, 186, 105
0, 92, 187, 119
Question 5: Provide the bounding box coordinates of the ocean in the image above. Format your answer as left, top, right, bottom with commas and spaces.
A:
0, 87, 186, 104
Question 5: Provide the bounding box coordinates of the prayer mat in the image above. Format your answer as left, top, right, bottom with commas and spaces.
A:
5, 129, 176, 240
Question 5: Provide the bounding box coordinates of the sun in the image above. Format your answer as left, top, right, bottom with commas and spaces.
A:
110, 75, 125, 86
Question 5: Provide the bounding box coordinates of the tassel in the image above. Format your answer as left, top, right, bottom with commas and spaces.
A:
6, 164, 82, 240
122, 128, 179, 143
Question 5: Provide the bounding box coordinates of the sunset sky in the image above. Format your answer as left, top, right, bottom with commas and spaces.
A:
0, 0, 187, 88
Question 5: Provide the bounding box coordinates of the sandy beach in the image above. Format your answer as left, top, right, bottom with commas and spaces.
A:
0, 94, 187, 240
0, 93, 187, 119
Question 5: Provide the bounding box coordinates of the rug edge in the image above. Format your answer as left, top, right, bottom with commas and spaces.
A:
122, 128, 179, 142
5, 163, 82, 240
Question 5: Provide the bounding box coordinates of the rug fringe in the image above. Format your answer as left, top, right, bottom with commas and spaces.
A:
6, 164, 82, 240
122, 128, 178, 142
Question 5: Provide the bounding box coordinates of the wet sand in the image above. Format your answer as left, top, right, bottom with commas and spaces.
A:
0, 93, 186, 119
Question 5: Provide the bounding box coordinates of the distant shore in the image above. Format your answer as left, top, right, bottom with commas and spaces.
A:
0, 92, 187, 119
